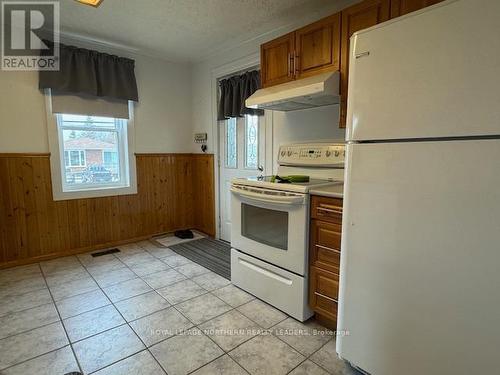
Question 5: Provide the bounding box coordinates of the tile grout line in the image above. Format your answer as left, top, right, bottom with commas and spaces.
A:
79, 240, 205, 374
0, 243, 185, 372
74, 252, 160, 374
0, 312, 61, 342
121, 245, 248, 374
38, 262, 85, 374
2, 240, 338, 374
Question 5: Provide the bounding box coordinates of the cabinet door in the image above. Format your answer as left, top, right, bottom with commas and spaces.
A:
390, 0, 444, 18
260, 32, 295, 88
339, 0, 390, 128
295, 13, 341, 79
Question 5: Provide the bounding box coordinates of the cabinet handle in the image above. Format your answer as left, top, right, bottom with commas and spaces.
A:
317, 207, 343, 215
314, 292, 338, 303
287, 53, 292, 77
316, 244, 341, 255
294, 54, 299, 75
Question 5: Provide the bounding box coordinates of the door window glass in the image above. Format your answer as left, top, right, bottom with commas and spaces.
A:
225, 117, 237, 168
244, 115, 259, 169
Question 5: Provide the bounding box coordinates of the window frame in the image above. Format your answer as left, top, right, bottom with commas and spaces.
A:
45, 92, 137, 201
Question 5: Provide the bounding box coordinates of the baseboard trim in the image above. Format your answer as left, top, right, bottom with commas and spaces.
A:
0, 227, 214, 269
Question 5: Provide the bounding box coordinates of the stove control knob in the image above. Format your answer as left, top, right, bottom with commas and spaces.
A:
280, 150, 286, 157
287, 150, 292, 156
325, 150, 331, 157
335, 150, 340, 157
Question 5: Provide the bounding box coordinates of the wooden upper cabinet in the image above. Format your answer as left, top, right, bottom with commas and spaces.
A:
339, 0, 390, 128
260, 32, 295, 88
294, 13, 341, 79
390, 0, 444, 17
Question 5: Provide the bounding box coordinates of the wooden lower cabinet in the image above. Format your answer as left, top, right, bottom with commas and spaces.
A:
309, 266, 339, 323
309, 195, 343, 328
310, 220, 341, 275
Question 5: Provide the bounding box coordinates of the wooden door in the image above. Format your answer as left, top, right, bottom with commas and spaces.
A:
260, 32, 295, 88
294, 13, 341, 79
339, 0, 390, 128
390, 0, 444, 18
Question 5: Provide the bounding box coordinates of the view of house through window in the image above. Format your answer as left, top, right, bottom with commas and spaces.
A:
57, 114, 129, 191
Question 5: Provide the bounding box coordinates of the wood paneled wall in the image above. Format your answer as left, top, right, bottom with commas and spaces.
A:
0, 153, 215, 268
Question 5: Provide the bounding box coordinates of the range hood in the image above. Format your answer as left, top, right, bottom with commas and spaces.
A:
246, 71, 340, 111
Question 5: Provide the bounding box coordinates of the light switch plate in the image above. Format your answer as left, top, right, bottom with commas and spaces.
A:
194, 133, 207, 144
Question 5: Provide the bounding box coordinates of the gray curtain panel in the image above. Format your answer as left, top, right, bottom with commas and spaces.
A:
39, 42, 138, 102
217, 70, 263, 121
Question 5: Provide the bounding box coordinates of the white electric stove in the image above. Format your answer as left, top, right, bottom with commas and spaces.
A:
230, 142, 345, 321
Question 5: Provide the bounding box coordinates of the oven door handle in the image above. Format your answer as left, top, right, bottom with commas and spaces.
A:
230, 186, 305, 205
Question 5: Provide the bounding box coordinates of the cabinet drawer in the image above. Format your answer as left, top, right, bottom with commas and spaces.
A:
311, 196, 343, 224
310, 220, 341, 274
311, 266, 339, 300
309, 266, 338, 320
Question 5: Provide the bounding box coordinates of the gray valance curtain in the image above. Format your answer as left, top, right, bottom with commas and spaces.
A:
39, 42, 138, 102
217, 70, 263, 121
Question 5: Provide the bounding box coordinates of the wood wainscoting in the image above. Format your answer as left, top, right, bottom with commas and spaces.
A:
0, 153, 215, 268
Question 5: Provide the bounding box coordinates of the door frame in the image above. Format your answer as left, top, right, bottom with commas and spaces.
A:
210, 53, 274, 240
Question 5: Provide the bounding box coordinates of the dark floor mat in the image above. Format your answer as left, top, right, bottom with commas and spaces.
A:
169, 238, 231, 280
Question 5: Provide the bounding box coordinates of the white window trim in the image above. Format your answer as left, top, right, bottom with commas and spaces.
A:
45, 91, 137, 201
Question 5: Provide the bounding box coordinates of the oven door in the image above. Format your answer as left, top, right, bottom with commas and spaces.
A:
230, 184, 309, 275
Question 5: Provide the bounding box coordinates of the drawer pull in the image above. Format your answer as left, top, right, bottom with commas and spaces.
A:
316, 244, 341, 254
317, 207, 343, 215
314, 292, 338, 303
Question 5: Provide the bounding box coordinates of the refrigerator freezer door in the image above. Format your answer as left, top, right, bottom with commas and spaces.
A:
337, 140, 500, 375
346, 0, 500, 141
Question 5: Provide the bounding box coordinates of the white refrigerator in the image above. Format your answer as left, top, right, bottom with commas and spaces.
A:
337, 1, 500, 374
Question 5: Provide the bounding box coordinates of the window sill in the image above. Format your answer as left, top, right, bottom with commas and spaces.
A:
53, 184, 137, 201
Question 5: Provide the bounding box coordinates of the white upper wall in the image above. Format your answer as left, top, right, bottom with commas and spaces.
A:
0, 51, 193, 153
0, 0, 358, 155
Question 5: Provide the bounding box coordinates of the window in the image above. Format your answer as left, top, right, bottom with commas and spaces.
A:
225, 117, 237, 169
57, 114, 130, 191
244, 115, 259, 169
64, 150, 86, 167
45, 90, 136, 200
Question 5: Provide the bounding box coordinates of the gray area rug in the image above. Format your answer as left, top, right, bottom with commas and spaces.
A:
169, 238, 231, 280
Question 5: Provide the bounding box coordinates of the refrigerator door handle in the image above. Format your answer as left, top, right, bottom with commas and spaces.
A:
355, 51, 370, 59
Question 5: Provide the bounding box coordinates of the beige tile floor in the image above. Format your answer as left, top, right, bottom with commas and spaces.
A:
0, 239, 361, 375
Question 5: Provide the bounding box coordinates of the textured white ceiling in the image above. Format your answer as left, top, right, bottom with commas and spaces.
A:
59, 0, 353, 62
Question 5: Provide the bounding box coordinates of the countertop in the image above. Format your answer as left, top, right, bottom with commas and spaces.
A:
310, 183, 344, 198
